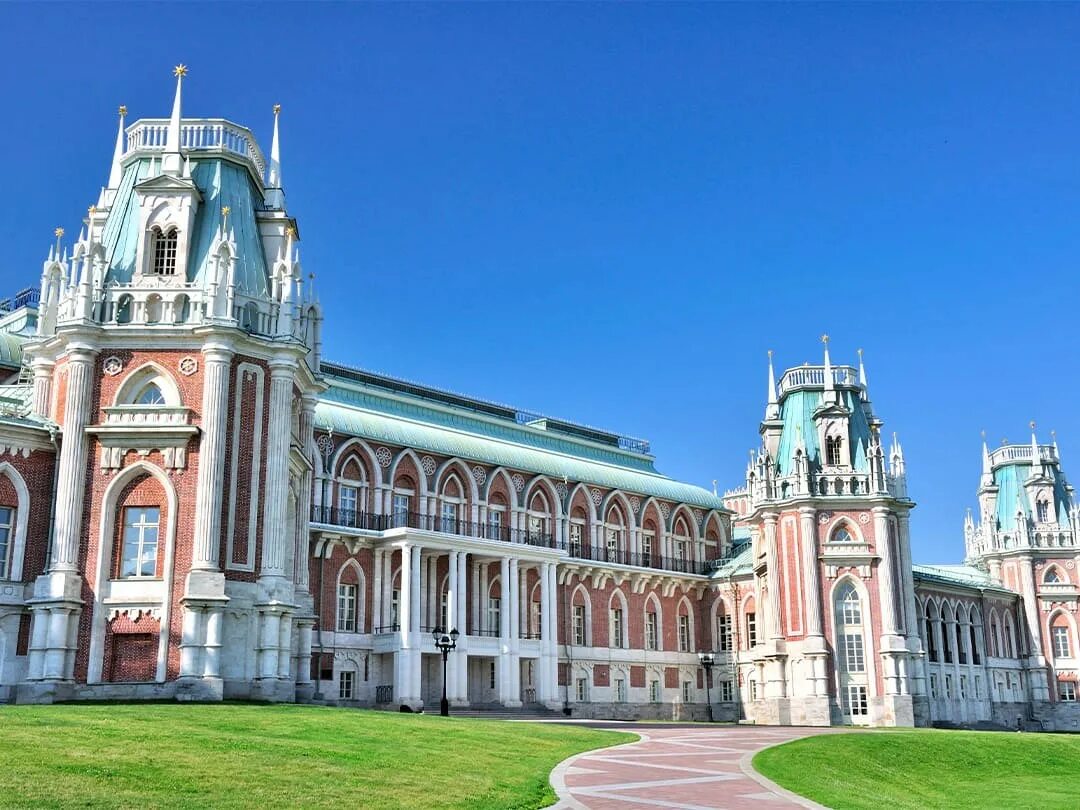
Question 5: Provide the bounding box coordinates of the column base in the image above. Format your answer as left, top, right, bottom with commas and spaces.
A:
758, 697, 792, 725
174, 676, 224, 702
250, 678, 296, 703
880, 693, 915, 727
295, 683, 317, 703
15, 680, 76, 705
501, 699, 523, 709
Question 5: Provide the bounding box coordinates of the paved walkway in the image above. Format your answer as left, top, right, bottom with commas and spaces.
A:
550, 723, 837, 810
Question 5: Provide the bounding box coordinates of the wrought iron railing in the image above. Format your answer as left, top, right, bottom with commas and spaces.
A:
375, 685, 393, 703
566, 543, 710, 575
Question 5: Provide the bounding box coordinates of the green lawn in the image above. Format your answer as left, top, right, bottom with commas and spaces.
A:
0, 703, 630, 810
754, 729, 1080, 809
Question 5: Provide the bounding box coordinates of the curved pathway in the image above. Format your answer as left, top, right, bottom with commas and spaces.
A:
550, 723, 838, 810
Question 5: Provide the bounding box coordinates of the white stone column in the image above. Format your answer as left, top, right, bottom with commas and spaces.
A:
1018, 557, 1050, 700
278, 614, 292, 678
260, 611, 281, 679
547, 563, 559, 699
762, 514, 782, 639
295, 620, 314, 686
261, 360, 296, 578
508, 558, 521, 704
30, 358, 54, 419
799, 508, 822, 637
479, 564, 489, 633
382, 551, 393, 630
874, 507, 901, 638
471, 560, 481, 633
498, 556, 511, 702
204, 609, 223, 678
445, 551, 458, 700
455, 551, 469, 703
372, 549, 384, 632
294, 397, 316, 593
191, 343, 233, 571
179, 606, 202, 677
410, 543, 423, 701
398, 545, 413, 649
51, 347, 95, 572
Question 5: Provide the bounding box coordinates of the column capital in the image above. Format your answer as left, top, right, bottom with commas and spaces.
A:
62, 344, 99, 363
797, 506, 816, 517
871, 505, 892, 517
201, 341, 235, 363
268, 356, 299, 375
761, 512, 780, 525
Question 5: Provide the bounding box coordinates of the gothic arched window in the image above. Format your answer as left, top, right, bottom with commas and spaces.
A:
830, 525, 855, 544
134, 382, 166, 406
1036, 499, 1050, 523
825, 435, 843, 466
1044, 567, 1063, 585
835, 582, 869, 721
150, 227, 178, 275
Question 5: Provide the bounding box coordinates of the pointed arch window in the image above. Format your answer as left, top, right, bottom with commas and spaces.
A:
1044, 567, 1062, 584
134, 382, 167, 406
830, 525, 856, 544
150, 227, 179, 275
835, 581, 869, 721
0, 506, 13, 580
825, 435, 844, 466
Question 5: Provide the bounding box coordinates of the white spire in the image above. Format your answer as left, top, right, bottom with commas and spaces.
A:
108, 105, 127, 189
269, 104, 282, 187
821, 333, 834, 392
1030, 421, 1042, 478
981, 431, 992, 484
765, 350, 779, 419
163, 64, 187, 176
857, 347, 869, 399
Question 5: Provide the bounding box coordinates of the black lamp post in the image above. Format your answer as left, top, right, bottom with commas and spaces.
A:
433, 627, 460, 717
698, 652, 715, 722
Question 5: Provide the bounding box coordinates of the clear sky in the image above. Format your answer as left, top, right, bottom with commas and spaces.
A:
2, 2, 1078, 564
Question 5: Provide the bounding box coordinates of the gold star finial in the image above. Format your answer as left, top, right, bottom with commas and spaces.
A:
87, 205, 96, 216
821, 333, 830, 345
118, 104, 127, 117
54, 227, 64, 238
273, 104, 281, 115
1030, 420, 1036, 431
173, 64, 188, 78
221, 206, 230, 217
857, 347, 863, 358
286, 225, 296, 238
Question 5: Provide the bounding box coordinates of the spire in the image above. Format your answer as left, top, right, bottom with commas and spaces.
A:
269, 104, 282, 187
108, 105, 127, 189
765, 350, 779, 419
821, 333, 833, 392
1030, 420, 1041, 475
163, 64, 187, 176
980, 430, 993, 485
857, 347, 869, 400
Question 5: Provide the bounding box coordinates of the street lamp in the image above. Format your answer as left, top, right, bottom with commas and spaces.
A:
433, 628, 460, 717
698, 652, 716, 722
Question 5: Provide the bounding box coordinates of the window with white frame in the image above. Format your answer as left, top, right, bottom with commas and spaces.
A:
528, 514, 546, 543
150, 226, 178, 275
930, 674, 938, 699
1052, 625, 1072, 659
440, 501, 459, 533
392, 493, 410, 526
0, 506, 13, 579
338, 670, 355, 700
845, 684, 868, 717
1045, 568, 1062, 584
573, 604, 587, 646
719, 680, 733, 702
825, 435, 843, 466
611, 607, 624, 648
576, 676, 588, 702
339, 485, 358, 519
841, 633, 865, 672
440, 589, 449, 631
960, 675, 968, 700
831, 526, 855, 544
748, 678, 758, 701
488, 596, 501, 634
134, 382, 167, 406
489, 661, 496, 690
1037, 499, 1050, 523
569, 523, 583, 557
642, 532, 654, 566
717, 613, 732, 651
487, 507, 503, 540
945, 673, 953, 698
121, 506, 160, 578
645, 611, 659, 650
682, 680, 692, 703
746, 612, 757, 648
614, 677, 626, 702
649, 679, 661, 703
337, 582, 358, 632
1061, 681, 1077, 702
974, 675, 982, 699
530, 600, 541, 636
678, 615, 691, 652
606, 528, 620, 563
391, 589, 400, 630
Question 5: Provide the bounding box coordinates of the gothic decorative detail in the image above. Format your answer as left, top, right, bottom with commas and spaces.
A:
471, 465, 487, 486
659, 502, 671, 519
420, 455, 437, 476
511, 473, 525, 493
630, 496, 641, 514
178, 356, 198, 376
375, 446, 392, 468
103, 355, 123, 376
315, 434, 334, 456
858, 512, 870, 525
818, 511, 833, 524
555, 480, 568, 499
591, 487, 602, 506
692, 508, 703, 524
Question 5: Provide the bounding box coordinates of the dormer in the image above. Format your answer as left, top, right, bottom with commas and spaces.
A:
133, 173, 202, 283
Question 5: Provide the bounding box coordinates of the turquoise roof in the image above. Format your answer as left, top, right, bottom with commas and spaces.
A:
913, 563, 1016, 595
774, 388, 871, 475
101, 158, 269, 297
993, 462, 1073, 531
710, 542, 753, 578
316, 374, 727, 512
0, 331, 24, 368
0, 383, 48, 429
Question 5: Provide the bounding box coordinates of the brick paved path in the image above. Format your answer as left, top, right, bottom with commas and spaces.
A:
550, 724, 838, 810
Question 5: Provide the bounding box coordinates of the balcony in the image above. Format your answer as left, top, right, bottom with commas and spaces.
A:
566, 543, 710, 576
124, 118, 267, 178
310, 505, 562, 551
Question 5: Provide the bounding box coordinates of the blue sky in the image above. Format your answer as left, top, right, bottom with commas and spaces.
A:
2, 3, 1078, 564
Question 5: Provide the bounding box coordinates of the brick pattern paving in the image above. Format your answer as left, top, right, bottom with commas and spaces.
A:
552, 724, 839, 810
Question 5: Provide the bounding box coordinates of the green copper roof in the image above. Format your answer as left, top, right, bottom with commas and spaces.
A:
315, 377, 726, 511
913, 564, 1016, 595
101, 158, 269, 297
0, 331, 24, 368
710, 542, 753, 578
774, 388, 871, 475
992, 462, 1073, 531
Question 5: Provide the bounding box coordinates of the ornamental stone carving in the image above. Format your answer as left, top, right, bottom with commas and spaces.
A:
178, 356, 198, 376
421, 455, 437, 476
511, 473, 525, 492
555, 480, 568, 499
819, 511, 833, 524
376, 447, 392, 468
103, 356, 123, 376
659, 502, 671, 519
590, 488, 602, 506
692, 508, 703, 524
859, 512, 870, 525
630, 496, 641, 515
315, 434, 335, 456
471, 465, 487, 486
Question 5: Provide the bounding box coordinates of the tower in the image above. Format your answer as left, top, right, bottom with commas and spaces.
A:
22, 67, 323, 702
740, 338, 924, 727
965, 426, 1079, 710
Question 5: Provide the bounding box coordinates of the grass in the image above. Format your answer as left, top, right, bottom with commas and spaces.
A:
753, 729, 1080, 809
0, 703, 631, 810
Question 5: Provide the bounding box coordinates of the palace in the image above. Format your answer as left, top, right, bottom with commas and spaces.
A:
0, 71, 1077, 730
